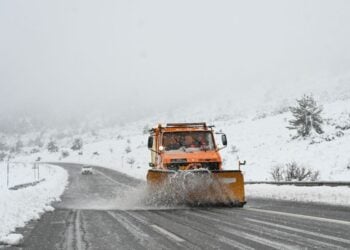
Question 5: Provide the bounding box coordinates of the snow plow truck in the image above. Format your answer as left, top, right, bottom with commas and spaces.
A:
146, 123, 246, 207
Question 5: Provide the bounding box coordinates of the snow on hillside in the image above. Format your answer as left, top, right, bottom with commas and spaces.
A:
3, 74, 350, 182
10, 97, 350, 182
0, 164, 68, 244
219, 98, 350, 181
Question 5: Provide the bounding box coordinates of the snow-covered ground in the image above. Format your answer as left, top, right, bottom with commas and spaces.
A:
11, 96, 350, 182
1, 74, 350, 213
0, 164, 68, 245
246, 184, 350, 206
0, 162, 45, 189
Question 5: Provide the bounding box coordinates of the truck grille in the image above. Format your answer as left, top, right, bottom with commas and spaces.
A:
167, 162, 219, 171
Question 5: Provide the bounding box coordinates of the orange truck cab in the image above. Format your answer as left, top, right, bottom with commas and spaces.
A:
146, 123, 246, 206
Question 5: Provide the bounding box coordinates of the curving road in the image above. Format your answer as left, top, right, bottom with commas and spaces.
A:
7, 163, 350, 249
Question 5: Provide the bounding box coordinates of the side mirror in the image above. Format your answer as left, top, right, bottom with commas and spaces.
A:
221, 134, 227, 146
147, 136, 153, 149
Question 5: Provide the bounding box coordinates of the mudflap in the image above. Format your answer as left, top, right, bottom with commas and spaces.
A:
146, 169, 246, 207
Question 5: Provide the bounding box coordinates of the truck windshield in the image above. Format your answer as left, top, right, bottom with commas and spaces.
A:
162, 131, 215, 152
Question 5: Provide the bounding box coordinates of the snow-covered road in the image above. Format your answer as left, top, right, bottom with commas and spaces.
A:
5, 163, 350, 249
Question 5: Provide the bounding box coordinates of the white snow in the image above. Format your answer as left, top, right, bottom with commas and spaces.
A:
2, 74, 350, 212
12, 96, 350, 182
0, 162, 45, 189
0, 164, 68, 245
0, 233, 23, 246
246, 184, 350, 206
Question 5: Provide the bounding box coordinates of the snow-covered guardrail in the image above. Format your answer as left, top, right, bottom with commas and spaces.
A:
1, 162, 42, 189
245, 181, 350, 187
9, 178, 46, 190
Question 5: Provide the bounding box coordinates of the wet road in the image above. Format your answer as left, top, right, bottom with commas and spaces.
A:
7, 163, 350, 249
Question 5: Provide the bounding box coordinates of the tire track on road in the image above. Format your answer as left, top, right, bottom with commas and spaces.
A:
64, 210, 87, 250
124, 210, 199, 250
245, 217, 350, 246
183, 209, 309, 250
188, 209, 348, 249
106, 211, 170, 250
94, 169, 132, 188
200, 207, 350, 240
133, 209, 255, 250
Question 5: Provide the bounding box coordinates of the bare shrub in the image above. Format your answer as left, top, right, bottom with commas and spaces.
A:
125, 146, 131, 154
270, 162, 320, 181
270, 165, 284, 182
30, 148, 40, 154
127, 157, 135, 167
61, 150, 70, 158
285, 162, 312, 181
229, 145, 239, 154
310, 170, 320, 181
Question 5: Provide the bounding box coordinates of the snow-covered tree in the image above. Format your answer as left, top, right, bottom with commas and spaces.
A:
15, 140, 24, 153
0, 142, 9, 151
0, 152, 7, 161
71, 138, 83, 151
33, 136, 44, 148
288, 95, 323, 138
47, 141, 59, 153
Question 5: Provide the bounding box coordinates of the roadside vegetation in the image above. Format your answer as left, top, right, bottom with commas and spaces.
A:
270, 162, 320, 182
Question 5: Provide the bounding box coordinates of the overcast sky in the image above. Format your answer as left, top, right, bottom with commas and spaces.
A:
1, 0, 350, 123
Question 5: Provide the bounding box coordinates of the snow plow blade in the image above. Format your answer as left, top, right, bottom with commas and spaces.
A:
147, 169, 246, 207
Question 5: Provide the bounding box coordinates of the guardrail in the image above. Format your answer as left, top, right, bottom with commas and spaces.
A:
2, 161, 42, 189
9, 178, 46, 190
244, 181, 350, 187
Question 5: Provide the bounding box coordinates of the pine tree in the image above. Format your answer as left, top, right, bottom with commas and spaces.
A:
288, 95, 323, 138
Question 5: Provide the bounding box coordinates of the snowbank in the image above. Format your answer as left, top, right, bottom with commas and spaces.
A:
0, 164, 68, 244
0, 234, 23, 246
246, 184, 350, 206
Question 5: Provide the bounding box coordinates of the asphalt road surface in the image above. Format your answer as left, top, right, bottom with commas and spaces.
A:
6, 163, 350, 250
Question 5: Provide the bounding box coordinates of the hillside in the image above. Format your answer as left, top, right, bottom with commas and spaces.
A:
2, 74, 350, 181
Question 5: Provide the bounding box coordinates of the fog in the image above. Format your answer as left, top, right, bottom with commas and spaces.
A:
1, 0, 350, 128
